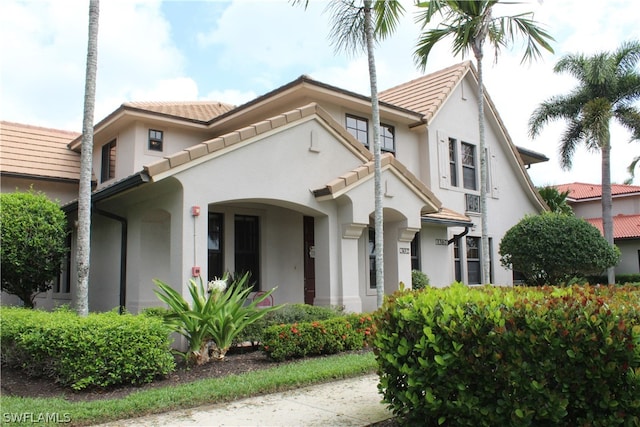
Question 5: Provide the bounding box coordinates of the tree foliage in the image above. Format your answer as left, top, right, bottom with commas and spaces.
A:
499, 213, 619, 286
537, 186, 573, 215
0, 191, 68, 307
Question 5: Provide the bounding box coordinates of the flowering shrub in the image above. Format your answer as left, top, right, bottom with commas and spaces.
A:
373, 283, 640, 426
154, 273, 280, 364
262, 313, 374, 362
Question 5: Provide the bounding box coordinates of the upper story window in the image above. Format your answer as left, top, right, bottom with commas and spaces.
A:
100, 139, 116, 183
461, 142, 477, 190
346, 114, 368, 147
148, 129, 163, 152
381, 124, 395, 153
448, 138, 458, 187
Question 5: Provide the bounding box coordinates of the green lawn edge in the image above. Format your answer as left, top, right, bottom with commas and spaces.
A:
1, 351, 377, 427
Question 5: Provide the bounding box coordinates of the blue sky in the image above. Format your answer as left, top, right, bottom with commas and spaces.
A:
1, 0, 639, 185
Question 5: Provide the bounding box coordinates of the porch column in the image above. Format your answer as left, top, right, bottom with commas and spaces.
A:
339, 223, 366, 312
313, 215, 340, 307
384, 224, 420, 293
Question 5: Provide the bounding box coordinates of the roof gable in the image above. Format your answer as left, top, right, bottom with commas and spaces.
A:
379, 61, 470, 124
123, 101, 236, 123
0, 121, 81, 182
144, 103, 372, 179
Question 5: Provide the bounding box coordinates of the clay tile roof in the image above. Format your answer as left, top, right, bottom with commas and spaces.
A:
555, 182, 640, 200
422, 207, 471, 224
0, 121, 81, 181
585, 214, 640, 240
123, 101, 236, 123
379, 61, 471, 123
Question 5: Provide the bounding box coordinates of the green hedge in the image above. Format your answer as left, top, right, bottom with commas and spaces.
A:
1, 307, 175, 390
236, 303, 344, 347
262, 313, 374, 361
373, 284, 640, 426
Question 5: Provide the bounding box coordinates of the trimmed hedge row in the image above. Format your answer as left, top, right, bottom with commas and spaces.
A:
373, 284, 640, 426
262, 313, 374, 361
1, 307, 175, 390
236, 303, 344, 347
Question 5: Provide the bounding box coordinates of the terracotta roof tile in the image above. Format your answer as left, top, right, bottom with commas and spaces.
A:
0, 121, 81, 181
555, 182, 640, 200
379, 62, 470, 123
422, 207, 471, 224
585, 214, 640, 239
123, 101, 236, 123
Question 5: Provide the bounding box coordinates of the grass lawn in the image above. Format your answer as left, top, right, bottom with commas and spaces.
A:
1, 351, 377, 427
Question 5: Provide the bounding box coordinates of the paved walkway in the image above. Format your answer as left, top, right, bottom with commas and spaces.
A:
95, 374, 391, 427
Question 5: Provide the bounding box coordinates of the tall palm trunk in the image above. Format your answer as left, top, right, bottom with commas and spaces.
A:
77, 0, 100, 316
363, 0, 385, 307
472, 10, 491, 285
601, 141, 615, 284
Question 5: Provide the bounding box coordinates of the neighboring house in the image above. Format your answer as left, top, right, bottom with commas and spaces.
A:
555, 182, 640, 275
0, 121, 82, 203
1, 61, 547, 313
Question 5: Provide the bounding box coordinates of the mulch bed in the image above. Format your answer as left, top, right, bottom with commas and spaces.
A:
0, 348, 294, 402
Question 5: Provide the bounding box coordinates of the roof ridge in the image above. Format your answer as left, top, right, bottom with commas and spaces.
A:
380, 61, 470, 95
1, 120, 80, 136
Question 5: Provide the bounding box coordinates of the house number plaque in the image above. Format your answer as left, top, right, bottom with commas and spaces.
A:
399, 247, 410, 254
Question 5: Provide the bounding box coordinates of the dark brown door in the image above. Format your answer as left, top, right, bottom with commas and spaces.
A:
303, 216, 316, 305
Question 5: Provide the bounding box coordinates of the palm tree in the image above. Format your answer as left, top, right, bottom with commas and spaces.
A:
529, 40, 640, 284
77, 0, 100, 316
414, 0, 554, 285
537, 186, 573, 215
293, 0, 404, 307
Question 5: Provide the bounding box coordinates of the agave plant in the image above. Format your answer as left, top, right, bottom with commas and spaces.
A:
153, 273, 280, 364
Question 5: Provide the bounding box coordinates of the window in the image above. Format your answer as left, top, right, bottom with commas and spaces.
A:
55, 232, 72, 294
368, 228, 376, 289
410, 232, 420, 271
235, 215, 260, 291
453, 236, 485, 285
461, 142, 477, 190
381, 124, 395, 153
148, 129, 163, 152
208, 213, 224, 281
101, 139, 116, 183
346, 114, 368, 147
453, 238, 461, 282
466, 236, 481, 284
448, 138, 458, 187
465, 193, 480, 213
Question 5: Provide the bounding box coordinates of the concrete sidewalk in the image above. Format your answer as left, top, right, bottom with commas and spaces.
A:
95, 374, 392, 427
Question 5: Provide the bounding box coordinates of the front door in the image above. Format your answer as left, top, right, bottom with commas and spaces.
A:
303, 216, 315, 305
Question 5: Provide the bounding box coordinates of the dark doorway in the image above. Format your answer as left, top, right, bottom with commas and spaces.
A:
303, 216, 316, 305
235, 215, 260, 291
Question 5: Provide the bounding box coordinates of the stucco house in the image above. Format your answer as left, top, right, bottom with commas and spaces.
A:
1, 61, 547, 313
555, 182, 640, 275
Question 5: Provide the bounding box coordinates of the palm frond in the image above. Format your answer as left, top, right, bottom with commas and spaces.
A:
325, 0, 367, 55
613, 40, 640, 75
614, 105, 640, 141
372, 0, 405, 40
558, 119, 584, 170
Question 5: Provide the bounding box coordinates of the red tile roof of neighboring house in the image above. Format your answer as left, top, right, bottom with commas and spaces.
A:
0, 121, 81, 181
585, 214, 640, 240
555, 182, 640, 201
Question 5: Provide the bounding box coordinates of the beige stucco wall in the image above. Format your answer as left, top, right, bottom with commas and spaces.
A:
616, 240, 640, 275
1, 176, 78, 205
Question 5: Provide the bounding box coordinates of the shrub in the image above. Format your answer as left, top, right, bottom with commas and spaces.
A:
262, 313, 374, 362
411, 270, 430, 289
373, 284, 640, 426
0, 190, 68, 307
0, 307, 175, 391
154, 273, 281, 364
237, 303, 344, 347
499, 212, 620, 285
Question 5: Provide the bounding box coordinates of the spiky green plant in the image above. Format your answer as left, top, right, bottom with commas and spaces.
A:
154, 273, 281, 364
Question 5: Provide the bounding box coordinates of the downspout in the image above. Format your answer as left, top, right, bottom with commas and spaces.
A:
93, 206, 127, 314
448, 225, 471, 246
